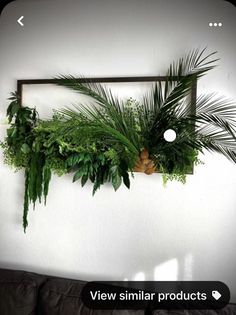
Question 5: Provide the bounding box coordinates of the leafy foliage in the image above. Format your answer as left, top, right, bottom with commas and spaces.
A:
1, 97, 131, 231
1, 49, 236, 231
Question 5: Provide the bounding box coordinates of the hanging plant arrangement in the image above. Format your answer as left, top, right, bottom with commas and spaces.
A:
1, 49, 236, 231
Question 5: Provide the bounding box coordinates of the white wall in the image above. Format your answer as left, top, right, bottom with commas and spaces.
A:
0, 0, 236, 301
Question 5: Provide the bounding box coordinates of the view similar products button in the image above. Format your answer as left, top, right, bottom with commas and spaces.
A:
81, 281, 230, 310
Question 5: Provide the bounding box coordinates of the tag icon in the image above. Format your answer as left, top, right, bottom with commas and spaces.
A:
212, 290, 222, 300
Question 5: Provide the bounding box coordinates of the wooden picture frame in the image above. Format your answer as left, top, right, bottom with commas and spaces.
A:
17, 76, 197, 109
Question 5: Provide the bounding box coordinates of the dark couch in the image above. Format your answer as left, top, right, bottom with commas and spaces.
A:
0, 268, 235, 315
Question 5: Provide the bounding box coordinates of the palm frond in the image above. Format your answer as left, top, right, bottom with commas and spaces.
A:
138, 49, 219, 144
195, 94, 236, 124
189, 94, 236, 162
56, 76, 142, 153
199, 138, 236, 163
164, 48, 218, 99
59, 106, 139, 157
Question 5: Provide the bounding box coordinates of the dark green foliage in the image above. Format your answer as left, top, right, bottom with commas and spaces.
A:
1, 49, 236, 231
67, 152, 129, 194
3, 94, 37, 169
23, 152, 46, 231
2, 94, 52, 231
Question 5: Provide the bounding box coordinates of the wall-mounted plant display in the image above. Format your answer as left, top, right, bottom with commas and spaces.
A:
1, 49, 236, 231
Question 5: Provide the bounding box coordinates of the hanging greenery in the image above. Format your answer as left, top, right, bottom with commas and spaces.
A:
1, 49, 236, 231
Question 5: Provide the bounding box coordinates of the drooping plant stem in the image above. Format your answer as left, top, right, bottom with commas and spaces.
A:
23, 152, 50, 232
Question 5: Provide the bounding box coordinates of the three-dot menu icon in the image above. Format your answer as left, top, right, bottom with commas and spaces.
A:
209, 22, 223, 27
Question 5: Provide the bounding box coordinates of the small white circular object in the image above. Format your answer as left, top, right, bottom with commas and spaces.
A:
164, 129, 177, 142
209, 23, 213, 27
218, 22, 222, 27
214, 23, 218, 26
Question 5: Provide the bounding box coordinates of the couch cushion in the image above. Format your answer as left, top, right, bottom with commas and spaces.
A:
152, 305, 236, 315
0, 268, 46, 315
39, 278, 145, 315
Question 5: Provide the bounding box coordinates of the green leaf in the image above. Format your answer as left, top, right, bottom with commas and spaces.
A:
43, 165, 52, 204
21, 143, 31, 154
81, 174, 88, 187
110, 165, 118, 174
122, 172, 130, 189
7, 128, 15, 137
73, 169, 85, 182
112, 173, 122, 191
7, 100, 20, 123
92, 180, 101, 195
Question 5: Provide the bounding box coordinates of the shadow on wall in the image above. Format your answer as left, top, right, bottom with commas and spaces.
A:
123, 254, 193, 281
